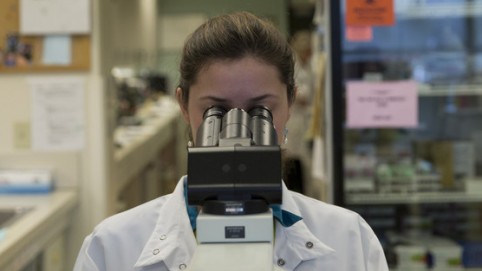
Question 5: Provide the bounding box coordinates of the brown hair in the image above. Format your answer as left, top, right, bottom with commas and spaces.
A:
178, 11, 296, 106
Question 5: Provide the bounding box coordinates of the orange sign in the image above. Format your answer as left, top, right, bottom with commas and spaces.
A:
346, 0, 395, 26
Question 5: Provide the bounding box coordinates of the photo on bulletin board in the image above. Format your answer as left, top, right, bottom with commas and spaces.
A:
0, 0, 90, 73
3, 32, 34, 67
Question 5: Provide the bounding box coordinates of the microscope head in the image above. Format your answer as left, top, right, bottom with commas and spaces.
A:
187, 106, 282, 215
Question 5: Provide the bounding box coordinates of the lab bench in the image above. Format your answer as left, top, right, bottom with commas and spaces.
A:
0, 189, 78, 271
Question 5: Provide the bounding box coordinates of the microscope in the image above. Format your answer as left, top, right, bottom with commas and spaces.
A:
186, 106, 282, 270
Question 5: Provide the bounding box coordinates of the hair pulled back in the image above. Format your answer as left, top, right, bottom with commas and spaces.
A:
178, 11, 296, 105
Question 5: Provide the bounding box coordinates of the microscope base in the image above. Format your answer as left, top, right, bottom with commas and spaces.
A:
187, 242, 273, 271
186, 210, 275, 270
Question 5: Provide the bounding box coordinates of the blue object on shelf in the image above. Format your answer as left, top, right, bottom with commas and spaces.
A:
0, 169, 53, 194
462, 242, 482, 268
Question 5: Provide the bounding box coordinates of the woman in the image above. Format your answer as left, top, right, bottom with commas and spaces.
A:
74, 11, 388, 271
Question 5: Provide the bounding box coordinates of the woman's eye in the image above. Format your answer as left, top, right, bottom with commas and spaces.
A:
248, 104, 268, 112
210, 105, 227, 111
204, 105, 228, 115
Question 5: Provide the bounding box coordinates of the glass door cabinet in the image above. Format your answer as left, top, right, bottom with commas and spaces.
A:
329, 1, 482, 270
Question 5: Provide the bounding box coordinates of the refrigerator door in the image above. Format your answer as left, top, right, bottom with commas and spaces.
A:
329, 1, 482, 269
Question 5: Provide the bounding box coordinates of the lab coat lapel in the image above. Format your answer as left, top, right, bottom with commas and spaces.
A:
134, 178, 196, 269
273, 183, 335, 270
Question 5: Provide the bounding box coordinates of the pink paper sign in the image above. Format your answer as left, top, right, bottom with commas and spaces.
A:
346, 81, 418, 128
346, 26, 373, 42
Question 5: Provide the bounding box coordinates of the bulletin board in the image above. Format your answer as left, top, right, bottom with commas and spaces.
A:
0, 0, 90, 73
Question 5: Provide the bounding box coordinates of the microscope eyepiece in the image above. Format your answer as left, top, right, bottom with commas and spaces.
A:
248, 106, 273, 122
203, 106, 227, 119
220, 108, 251, 143
248, 106, 277, 146
196, 106, 278, 147
195, 106, 226, 147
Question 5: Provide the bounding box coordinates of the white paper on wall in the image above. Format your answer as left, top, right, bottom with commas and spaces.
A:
20, 0, 90, 34
29, 76, 85, 151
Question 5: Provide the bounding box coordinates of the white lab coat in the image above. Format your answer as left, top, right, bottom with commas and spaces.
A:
74, 177, 389, 271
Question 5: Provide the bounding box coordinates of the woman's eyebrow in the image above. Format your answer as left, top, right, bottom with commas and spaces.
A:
249, 94, 277, 103
199, 94, 276, 104
199, 96, 229, 103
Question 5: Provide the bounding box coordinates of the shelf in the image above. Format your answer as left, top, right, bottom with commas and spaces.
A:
347, 191, 482, 205
346, 177, 482, 205
112, 97, 181, 195
0, 65, 90, 73
0, 189, 78, 270
418, 83, 482, 97
398, 3, 482, 19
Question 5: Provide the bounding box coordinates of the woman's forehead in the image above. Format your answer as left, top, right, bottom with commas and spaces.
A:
196, 57, 281, 84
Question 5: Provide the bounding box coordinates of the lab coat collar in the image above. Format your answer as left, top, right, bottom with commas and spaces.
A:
274, 182, 335, 270
134, 177, 335, 270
